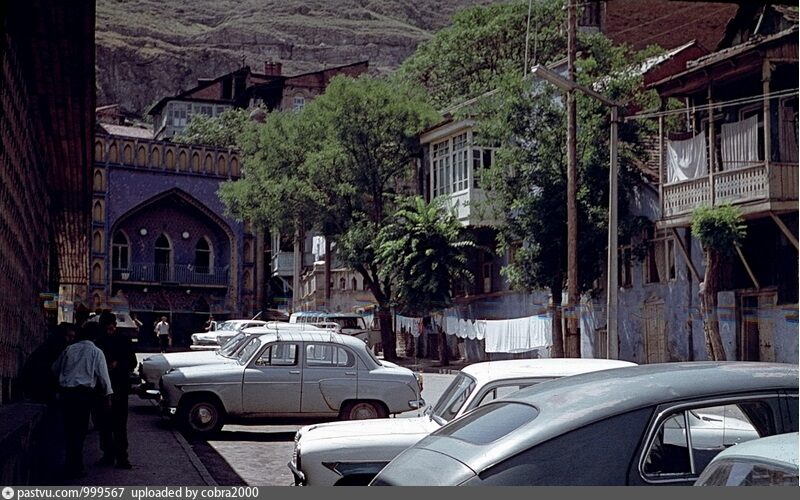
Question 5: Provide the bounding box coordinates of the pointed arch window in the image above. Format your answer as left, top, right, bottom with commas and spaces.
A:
155, 234, 172, 281
111, 231, 130, 270
339, 277, 347, 290
194, 237, 213, 274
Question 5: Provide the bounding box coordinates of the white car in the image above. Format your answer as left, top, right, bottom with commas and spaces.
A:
190, 319, 269, 350
159, 330, 424, 436
139, 323, 324, 397
289, 358, 637, 486
695, 432, 799, 486
289, 312, 380, 349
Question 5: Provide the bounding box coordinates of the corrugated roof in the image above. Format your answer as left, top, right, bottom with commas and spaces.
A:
99, 123, 154, 139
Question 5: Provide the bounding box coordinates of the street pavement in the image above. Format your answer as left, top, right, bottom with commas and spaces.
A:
54, 352, 465, 486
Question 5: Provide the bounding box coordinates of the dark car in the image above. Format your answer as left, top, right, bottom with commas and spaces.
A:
370, 362, 799, 486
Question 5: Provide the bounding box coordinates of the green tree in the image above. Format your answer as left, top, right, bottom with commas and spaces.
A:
395, 0, 565, 110
473, 33, 663, 357
691, 205, 746, 361
174, 108, 253, 149
375, 196, 476, 365
221, 75, 438, 360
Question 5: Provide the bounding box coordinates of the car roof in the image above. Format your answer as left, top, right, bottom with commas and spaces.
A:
461, 358, 637, 385
709, 432, 799, 469
224, 319, 268, 325
291, 311, 363, 318
418, 362, 797, 474
243, 328, 368, 349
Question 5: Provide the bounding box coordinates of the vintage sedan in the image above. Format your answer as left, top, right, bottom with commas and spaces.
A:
190, 319, 270, 350
371, 362, 799, 486
694, 432, 799, 486
160, 331, 424, 436
289, 358, 636, 486
139, 323, 324, 397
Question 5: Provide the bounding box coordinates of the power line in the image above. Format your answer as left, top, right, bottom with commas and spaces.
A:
626, 88, 799, 122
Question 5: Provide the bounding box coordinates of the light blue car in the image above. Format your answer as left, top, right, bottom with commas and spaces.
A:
695, 432, 799, 486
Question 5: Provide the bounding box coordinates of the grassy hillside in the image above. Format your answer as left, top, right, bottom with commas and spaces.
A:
96, 0, 495, 114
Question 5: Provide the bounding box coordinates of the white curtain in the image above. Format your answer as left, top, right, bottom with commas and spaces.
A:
667, 132, 708, 183
311, 236, 326, 260
721, 115, 760, 170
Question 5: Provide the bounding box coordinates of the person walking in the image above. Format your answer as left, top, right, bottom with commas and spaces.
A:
94, 311, 137, 469
155, 316, 170, 353
52, 323, 112, 479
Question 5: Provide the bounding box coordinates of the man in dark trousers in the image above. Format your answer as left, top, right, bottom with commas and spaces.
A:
52, 323, 112, 479
94, 311, 137, 469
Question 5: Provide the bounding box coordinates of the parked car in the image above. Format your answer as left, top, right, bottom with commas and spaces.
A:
289, 311, 380, 349
370, 362, 799, 486
289, 358, 636, 486
694, 432, 799, 486
160, 330, 424, 436
190, 319, 270, 350
139, 323, 324, 397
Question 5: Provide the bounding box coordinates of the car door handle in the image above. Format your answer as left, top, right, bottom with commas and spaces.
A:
345, 371, 356, 376
289, 370, 300, 375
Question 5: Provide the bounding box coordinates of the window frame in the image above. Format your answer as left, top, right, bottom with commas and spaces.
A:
111, 231, 130, 270
637, 394, 779, 484
643, 227, 676, 285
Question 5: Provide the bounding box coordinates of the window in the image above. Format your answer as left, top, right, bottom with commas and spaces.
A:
472, 148, 494, 188
293, 95, 305, 112
619, 245, 633, 288
644, 228, 675, 284
111, 231, 130, 270
779, 96, 798, 163
476, 382, 541, 407
432, 140, 450, 196
452, 133, 469, 192
431, 373, 477, 423
155, 233, 172, 281
642, 401, 770, 481
697, 459, 800, 486
339, 277, 346, 290
305, 344, 355, 368
170, 103, 188, 127
254, 343, 298, 367
194, 237, 212, 274
351, 277, 357, 291
482, 262, 493, 293
439, 402, 539, 445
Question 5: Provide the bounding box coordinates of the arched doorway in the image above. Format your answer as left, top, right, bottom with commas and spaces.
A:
155, 233, 172, 281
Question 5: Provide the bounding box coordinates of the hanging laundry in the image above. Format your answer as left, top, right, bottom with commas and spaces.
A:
667, 132, 708, 182
721, 115, 760, 170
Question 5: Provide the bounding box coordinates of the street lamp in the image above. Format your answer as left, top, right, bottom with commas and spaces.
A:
529, 65, 622, 359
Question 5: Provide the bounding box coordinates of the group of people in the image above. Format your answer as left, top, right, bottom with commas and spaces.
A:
21, 311, 136, 479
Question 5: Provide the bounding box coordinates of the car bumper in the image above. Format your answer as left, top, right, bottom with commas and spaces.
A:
287, 462, 305, 486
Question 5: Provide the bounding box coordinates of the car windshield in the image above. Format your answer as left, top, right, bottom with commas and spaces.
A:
332, 317, 365, 329
429, 373, 477, 424
218, 332, 246, 357
236, 337, 263, 365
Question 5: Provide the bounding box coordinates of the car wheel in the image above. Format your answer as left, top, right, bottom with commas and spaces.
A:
340, 401, 387, 420
179, 397, 224, 436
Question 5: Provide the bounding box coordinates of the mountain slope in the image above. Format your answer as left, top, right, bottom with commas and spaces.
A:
96, 0, 494, 114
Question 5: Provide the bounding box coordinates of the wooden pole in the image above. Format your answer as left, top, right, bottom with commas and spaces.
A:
565, 0, 580, 358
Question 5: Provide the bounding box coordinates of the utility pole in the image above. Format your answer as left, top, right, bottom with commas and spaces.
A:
565, 0, 581, 358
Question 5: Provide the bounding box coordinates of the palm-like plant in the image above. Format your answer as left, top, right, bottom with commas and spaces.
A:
375, 196, 476, 319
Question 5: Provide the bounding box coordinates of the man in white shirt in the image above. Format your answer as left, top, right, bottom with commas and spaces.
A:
155, 316, 170, 353
52, 323, 113, 479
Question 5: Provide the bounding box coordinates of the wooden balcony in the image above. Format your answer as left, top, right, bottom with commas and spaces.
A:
661, 162, 799, 227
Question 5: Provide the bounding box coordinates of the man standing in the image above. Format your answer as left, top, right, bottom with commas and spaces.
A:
52, 324, 112, 479
94, 311, 137, 469
155, 316, 170, 353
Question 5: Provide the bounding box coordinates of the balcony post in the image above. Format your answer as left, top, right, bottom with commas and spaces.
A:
658, 112, 664, 217
762, 59, 772, 169
707, 87, 716, 207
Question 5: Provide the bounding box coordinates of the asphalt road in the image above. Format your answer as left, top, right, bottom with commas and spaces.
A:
187, 372, 456, 486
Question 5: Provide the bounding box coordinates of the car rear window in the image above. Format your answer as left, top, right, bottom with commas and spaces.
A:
436, 402, 538, 445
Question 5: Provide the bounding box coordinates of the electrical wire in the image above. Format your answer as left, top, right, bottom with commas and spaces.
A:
626, 88, 799, 122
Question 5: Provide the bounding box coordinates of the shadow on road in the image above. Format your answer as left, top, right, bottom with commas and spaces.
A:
203, 430, 296, 442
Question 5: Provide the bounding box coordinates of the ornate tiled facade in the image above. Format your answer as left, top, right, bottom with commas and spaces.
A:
91, 134, 258, 344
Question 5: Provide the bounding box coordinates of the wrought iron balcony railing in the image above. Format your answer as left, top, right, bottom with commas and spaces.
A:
112, 262, 229, 286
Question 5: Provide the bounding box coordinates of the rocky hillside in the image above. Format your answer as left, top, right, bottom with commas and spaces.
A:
96, 0, 494, 115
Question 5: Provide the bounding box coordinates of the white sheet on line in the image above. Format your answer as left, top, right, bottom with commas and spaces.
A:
667, 132, 708, 183
721, 115, 759, 170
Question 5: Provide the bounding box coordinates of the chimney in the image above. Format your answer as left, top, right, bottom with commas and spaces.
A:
264, 61, 282, 76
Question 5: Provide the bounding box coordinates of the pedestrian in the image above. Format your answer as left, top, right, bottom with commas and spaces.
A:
203, 314, 216, 332
131, 312, 143, 340
94, 311, 136, 469
51, 323, 112, 479
21, 322, 77, 402
155, 316, 171, 353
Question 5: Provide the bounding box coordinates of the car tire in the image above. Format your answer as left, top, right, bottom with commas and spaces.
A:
178, 396, 224, 436
339, 400, 387, 420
